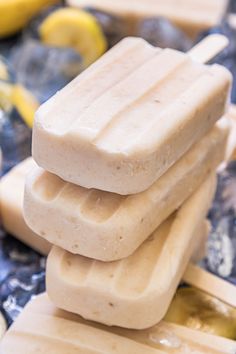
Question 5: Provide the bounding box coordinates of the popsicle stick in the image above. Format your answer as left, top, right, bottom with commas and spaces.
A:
188, 34, 229, 64
183, 263, 236, 307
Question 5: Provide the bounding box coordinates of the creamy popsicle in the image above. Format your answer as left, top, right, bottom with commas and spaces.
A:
46, 174, 215, 329
226, 105, 236, 161
24, 119, 228, 261
0, 158, 51, 255
32, 36, 231, 194
67, 0, 229, 38
1, 293, 236, 354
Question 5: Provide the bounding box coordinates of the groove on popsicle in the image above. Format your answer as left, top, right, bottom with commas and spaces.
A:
95, 61, 209, 152
79, 190, 126, 223
57, 183, 90, 208
58, 219, 172, 297
85, 259, 124, 290
61, 252, 94, 284
39, 38, 158, 135
113, 220, 172, 296
33, 171, 66, 201
128, 65, 229, 154
73, 49, 187, 140
32, 169, 127, 222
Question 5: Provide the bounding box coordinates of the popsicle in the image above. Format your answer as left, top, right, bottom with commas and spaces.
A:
226, 105, 236, 161
0, 158, 51, 255
1, 293, 236, 354
32, 35, 231, 194
46, 174, 215, 329
24, 119, 228, 261
67, 0, 229, 38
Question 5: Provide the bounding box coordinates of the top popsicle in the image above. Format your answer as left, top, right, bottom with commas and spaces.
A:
67, 0, 229, 37
33, 36, 231, 194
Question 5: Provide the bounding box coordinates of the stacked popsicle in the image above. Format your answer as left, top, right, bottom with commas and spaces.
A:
1, 34, 233, 352
67, 0, 229, 38
21, 34, 232, 330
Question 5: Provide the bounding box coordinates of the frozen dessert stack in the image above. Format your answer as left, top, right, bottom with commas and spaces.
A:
0, 34, 229, 352
22, 36, 232, 330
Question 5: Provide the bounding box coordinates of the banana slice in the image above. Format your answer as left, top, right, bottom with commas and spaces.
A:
165, 287, 236, 340
39, 8, 107, 67
11, 85, 39, 128
0, 81, 39, 127
0, 81, 13, 112
0, 312, 6, 340
0, 0, 59, 38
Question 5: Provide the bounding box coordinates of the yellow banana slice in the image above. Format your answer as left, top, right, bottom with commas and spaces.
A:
165, 287, 236, 340
11, 85, 39, 128
39, 8, 107, 66
0, 0, 59, 38
0, 81, 13, 112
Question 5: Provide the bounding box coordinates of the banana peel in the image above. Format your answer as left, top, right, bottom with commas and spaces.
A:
39, 8, 107, 66
0, 0, 60, 38
164, 287, 236, 340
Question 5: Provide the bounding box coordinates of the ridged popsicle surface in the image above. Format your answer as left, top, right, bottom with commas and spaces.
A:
46, 174, 216, 329
25, 119, 229, 261
33, 37, 231, 194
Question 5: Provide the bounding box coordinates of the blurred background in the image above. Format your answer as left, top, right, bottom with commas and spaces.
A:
0, 0, 236, 340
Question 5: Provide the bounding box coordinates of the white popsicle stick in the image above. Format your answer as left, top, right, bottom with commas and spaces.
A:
183, 263, 236, 308
188, 34, 229, 64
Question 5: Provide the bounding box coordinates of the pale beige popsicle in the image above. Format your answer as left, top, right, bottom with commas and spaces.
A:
2, 293, 236, 354
32, 36, 231, 194
226, 105, 236, 161
0, 158, 51, 256
46, 174, 216, 329
24, 119, 228, 261
67, 0, 229, 38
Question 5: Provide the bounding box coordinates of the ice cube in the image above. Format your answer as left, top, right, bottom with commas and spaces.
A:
137, 17, 192, 51
0, 109, 31, 175
85, 7, 127, 47
207, 162, 236, 284
9, 39, 82, 103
